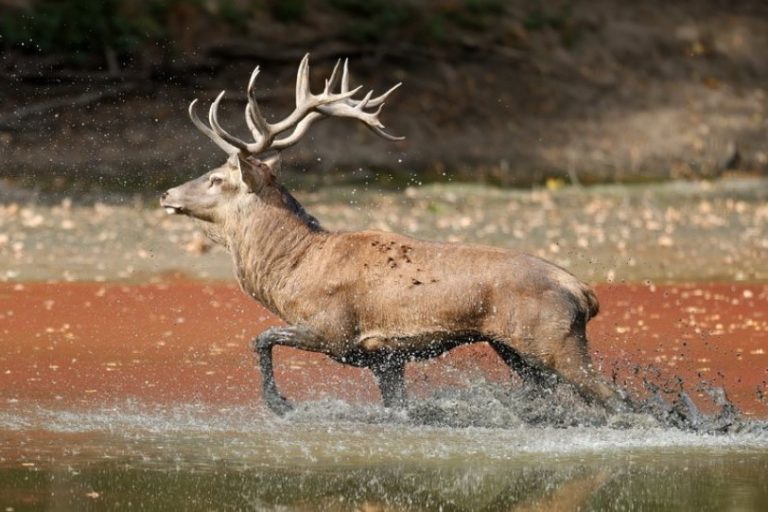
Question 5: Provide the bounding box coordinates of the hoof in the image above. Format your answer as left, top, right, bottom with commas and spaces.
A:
265, 395, 294, 416
603, 394, 634, 415
607, 412, 660, 429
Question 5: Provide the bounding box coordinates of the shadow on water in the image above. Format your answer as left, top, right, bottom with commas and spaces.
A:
2, 379, 768, 511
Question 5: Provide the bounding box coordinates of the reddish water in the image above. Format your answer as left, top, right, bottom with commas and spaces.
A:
1, 281, 766, 415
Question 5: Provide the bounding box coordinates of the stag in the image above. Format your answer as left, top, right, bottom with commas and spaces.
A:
161, 55, 628, 415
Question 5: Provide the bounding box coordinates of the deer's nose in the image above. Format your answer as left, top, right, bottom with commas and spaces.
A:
160, 191, 169, 201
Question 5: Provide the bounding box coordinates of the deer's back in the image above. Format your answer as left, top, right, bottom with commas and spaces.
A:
282, 230, 597, 342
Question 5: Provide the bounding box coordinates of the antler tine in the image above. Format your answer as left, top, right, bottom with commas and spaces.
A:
335, 57, 402, 108
353, 82, 402, 108
271, 56, 403, 147
246, 66, 269, 144
355, 99, 406, 141
311, 55, 359, 102
188, 54, 403, 157
208, 91, 252, 153
271, 112, 324, 150
295, 53, 311, 105
269, 86, 361, 137
341, 58, 350, 93
247, 65, 261, 92
369, 124, 406, 142
317, 100, 405, 141
324, 59, 342, 95
329, 59, 404, 139
260, 54, 359, 138
355, 90, 374, 110
188, 99, 240, 154
336, 59, 401, 108
244, 104, 260, 142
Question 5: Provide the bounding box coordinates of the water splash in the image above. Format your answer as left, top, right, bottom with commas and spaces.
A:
279, 378, 768, 435
3, 375, 766, 439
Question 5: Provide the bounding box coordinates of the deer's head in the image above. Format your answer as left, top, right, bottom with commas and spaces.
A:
161, 54, 403, 225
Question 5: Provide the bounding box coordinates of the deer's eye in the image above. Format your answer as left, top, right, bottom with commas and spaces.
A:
209, 176, 223, 187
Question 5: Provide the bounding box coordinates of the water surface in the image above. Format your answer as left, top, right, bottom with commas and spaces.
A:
2, 402, 768, 511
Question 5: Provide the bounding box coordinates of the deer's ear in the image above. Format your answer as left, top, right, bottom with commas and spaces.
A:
258, 153, 282, 175
235, 153, 281, 192
232, 155, 262, 192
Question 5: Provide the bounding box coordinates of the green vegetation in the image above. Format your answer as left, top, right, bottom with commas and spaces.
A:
327, 0, 508, 44
0, 0, 586, 68
329, 0, 412, 43
0, 0, 521, 65
1, 0, 165, 58
523, 1, 581, 47
269, 0, 307, 22
0, 0, 246, 66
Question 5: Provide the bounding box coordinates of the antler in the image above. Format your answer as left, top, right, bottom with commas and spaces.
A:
189, 54, 404, 156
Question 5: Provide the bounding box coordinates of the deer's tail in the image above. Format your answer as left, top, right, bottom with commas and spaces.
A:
583, 285, 600, 320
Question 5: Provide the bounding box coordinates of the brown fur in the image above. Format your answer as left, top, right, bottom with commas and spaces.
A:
161, 156, 627, 414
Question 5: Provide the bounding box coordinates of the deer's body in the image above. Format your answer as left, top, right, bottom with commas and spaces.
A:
234, 212, 596, 365
161, 55, 628, 414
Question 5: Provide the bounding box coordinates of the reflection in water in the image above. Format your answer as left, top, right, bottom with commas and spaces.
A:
1, 401, 768, 511
2, 453, 768, 511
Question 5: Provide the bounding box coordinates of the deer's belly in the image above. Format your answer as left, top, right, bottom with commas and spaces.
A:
330, 330, 489, 367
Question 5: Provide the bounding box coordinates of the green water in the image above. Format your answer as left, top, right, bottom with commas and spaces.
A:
3, 449, 768, 511
2, 404, 768, 511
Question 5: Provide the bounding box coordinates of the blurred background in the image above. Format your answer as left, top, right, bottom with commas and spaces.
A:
1, 0, 767, 192
2, 6, 768, 508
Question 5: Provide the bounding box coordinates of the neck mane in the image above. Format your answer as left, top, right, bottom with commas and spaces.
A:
276, 184, 324, 233
223, 186, 325, 315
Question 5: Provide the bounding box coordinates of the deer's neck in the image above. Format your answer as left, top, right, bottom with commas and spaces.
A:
225, 190, 323, 317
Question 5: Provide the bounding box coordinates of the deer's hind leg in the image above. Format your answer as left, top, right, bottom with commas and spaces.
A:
492, 294, 628, 412
488, 341, 558, 389
491, 331, 621, 409
543, 330, 629, 413
251, 325, 327, 415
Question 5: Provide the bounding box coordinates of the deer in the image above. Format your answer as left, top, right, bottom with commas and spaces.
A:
160, 54, 629, 415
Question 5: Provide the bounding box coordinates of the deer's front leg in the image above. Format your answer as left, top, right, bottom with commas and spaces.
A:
251, 325, 324, 415
371, 357, 406, 408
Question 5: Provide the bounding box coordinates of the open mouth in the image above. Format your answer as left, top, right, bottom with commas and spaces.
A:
163, 205, 185, 215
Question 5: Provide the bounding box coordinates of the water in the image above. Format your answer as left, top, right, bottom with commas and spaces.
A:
3, 383, 768, 511
2, 279, 766, 509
